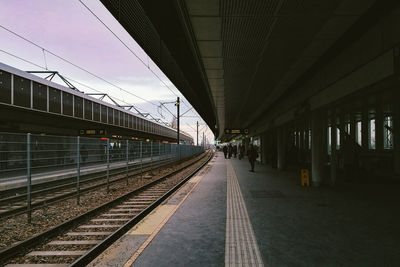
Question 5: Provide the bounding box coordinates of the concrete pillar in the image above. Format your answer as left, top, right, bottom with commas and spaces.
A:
304, 119, 311, 149
375, 106, 383, 150
350, 112, 356, 141
362, 108, 369, 149
305, 121, 311, 167
277, 126, 286, 170
339, 113, 345, 148
394, 103, 400, 174
261, 132, 268, 164
311, 111, 325, 186
299, 125, 304, 150
330, 115, 338, 185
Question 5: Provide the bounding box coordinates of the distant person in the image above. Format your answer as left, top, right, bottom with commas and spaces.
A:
247, 144, 259, 172
80, 145, 88, 164
233, 145, 238, 158
239, 144, 245, 160
222, 145, 228, 159
228, 144, 233, 159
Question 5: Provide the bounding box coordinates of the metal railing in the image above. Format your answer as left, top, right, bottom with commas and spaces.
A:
0, 132, 203, 222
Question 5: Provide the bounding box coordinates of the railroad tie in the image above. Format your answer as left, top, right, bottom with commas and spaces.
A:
118, 204, 148, 208
91, 218, 129, 222
116, 205, 145, 209
124, 201, 153, 204
101, 213, 134, 217
48, 240, 100, 245
66, 232, 112, 236
27, 251, 87, 256
109, 208, 139, 213
78, 224, 122, 228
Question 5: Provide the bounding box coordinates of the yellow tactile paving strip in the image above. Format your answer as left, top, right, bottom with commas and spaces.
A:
225, 160, 264, 267
127, 205, 176, 235
122, 163, 212, 266
188, 175, 202, 183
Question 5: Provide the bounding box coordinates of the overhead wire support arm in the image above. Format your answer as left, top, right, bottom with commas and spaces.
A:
78, 0, 182, 99
118, 105, 150, 118
180, 107, 194, 117
159, 101, 178, 118
86, 93, 121, 107
0, 24, 157, 106
120, 105, 134, 111
44, 73, 56, 80
1, 26, 177, 129
27, 70, 80, 91
2, 48, 169, 124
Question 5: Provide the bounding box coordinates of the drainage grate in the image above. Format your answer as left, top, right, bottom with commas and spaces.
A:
250, 190, 284, 198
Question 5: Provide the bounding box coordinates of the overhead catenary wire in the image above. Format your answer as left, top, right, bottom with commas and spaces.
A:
0, 48, 170, 124
0, 24, 158, 107
0, 21, 202, 138
185, 123, 197, 132
198, 125, 208, 133
0, 49, 44, 69
78, 1, 178, 98
78, 0, 194, 110
159, 102, 177, 118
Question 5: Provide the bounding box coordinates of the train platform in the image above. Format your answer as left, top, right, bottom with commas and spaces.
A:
0, 155, 166, 190
89, 152, 400, 267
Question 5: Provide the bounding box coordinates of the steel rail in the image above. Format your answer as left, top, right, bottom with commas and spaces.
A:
0, 157, 173, 202
0, 152, 211, 265
0, 157, 179, 219
71, 152, 212, 266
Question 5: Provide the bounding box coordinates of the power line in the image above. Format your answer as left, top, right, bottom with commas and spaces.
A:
0, 48, 171, 124
78, 0, 196, 113
0, 19, 199, 126
199, 124, 208, 133
0, 49, 44, 69
0, 24, 158, 106
78, 0, 180, 98
185, 123, 197, 132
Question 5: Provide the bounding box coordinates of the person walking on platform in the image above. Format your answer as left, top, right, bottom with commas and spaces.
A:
222, 145, 228, 159
239, 144, 245, 160
233, 145, 238, 158
247, 144, 258, 172
228, 143, 233, 158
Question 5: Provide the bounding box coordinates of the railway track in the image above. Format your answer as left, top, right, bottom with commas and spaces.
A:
0, 157, 182, 219
0, 151, 212, 266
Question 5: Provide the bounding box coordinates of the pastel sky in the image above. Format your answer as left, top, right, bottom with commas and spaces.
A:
0, 0, 214, 143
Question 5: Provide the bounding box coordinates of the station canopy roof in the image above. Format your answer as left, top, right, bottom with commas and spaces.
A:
101, 0, 388, 139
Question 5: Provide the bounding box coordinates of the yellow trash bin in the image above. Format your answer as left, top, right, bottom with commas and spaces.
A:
300, 169, 310, 186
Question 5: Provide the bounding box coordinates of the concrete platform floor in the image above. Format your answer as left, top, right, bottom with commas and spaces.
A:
90, 152, 400, 267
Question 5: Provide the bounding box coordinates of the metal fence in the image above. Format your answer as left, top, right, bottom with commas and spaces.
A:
0, 132, 203, 222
